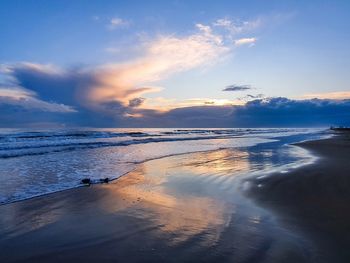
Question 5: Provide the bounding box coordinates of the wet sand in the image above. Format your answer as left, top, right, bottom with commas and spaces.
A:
0, 133, 349, 262
245, 132, 350, 262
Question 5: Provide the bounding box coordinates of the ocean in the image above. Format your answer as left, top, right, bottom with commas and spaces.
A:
0, 128, 329, 205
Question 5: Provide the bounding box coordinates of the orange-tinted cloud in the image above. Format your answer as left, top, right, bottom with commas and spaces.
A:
0, 19, 261, 123
85, 24, 230, 109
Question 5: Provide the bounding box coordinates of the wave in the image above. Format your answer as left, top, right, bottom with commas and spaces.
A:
0, 128, 328, 205
0, 131, 153, 142
0, 134, 241, 159
0, 128, 301, 141
0, 128, 323, 159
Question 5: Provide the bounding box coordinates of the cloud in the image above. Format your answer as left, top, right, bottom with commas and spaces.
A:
1, 71, 350, 128
301, 91, 350, 100
0, 18, 267, 127
0, 82, 76, 113
3, 62, 88, 107
213, 18, 261, 34
213, 18, 232, 28
229, 97, 350, 127
103, 97, 350, 128
108, 17, 128, 30
130, 105, 235, 128
0, 92, 76, 113
112, 97, 350, 128
86, 29, 229, 110
0, 102, 71, 128
4, 16, 347, 128
246, 94, 264, 99
2, 18, 260, 113
0, 22, 236, 125
3, 16, 346, 128
95, 22, 234, 109
4, 64, 348, 128
141, 97, 243, 111
128, 97, 145, 107
237, 94, 265, 102
223, 84, 252, 91
234, 37, 257, 46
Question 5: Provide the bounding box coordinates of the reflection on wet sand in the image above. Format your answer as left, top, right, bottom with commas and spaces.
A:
98, 148, 313, 261
0, 146, 318, 263
0, 196, 67, 240
174, 149, 251, 176
102, 161, 229, 246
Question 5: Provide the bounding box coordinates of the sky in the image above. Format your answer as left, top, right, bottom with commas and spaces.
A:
0, 0, 350, 127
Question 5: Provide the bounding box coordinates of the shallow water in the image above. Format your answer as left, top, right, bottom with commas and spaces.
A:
0, 143, 328, 263
0, 128, 328, 204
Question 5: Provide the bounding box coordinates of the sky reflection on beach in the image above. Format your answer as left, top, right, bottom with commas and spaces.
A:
0, 128, 325, 205
101, 163, 229, 245
99, 144, 314, 249
0, 138, 321, 262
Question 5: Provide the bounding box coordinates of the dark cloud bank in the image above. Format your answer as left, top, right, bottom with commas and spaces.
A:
1, 64, 349, 128
132, 98, 350, 128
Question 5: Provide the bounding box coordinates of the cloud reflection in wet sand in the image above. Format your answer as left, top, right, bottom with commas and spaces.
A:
100, 147, 313, 259
102, 159, 229, 246
0, 146, 317, 262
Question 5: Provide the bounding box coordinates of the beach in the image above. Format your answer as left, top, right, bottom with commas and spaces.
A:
0, 131, 349, 262
2, 1, 350, 262
245, 131, 350, 262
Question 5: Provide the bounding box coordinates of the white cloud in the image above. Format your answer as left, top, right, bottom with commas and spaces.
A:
3, 18, 260, 114
108, 17, 128, 30
87, 23, 230, 108
0, 62, 75, 113
12, 62, 61, 74
195, 23, 223, 44
0, 87, 76, 112
95, 18, 261, 110
234, 37, 257, 46
213, 18, 232, 28
213, 18, 261, 35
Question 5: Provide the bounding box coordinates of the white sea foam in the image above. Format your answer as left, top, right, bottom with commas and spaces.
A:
0, 128, 328, 204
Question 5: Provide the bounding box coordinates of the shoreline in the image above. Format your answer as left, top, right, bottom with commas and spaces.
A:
0, 131, 327, 206
0, 147, 236, 206
244, 132, 350, 262
1, 132, 349, 262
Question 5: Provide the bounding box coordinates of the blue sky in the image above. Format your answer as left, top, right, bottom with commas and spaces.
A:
0, 0, 350, 127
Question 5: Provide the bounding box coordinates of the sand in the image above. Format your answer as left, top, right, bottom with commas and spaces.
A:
0, 132, 349, 263
245, 132, 350, 262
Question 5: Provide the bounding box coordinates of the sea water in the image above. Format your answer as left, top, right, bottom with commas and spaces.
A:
0, 128, 329, 204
